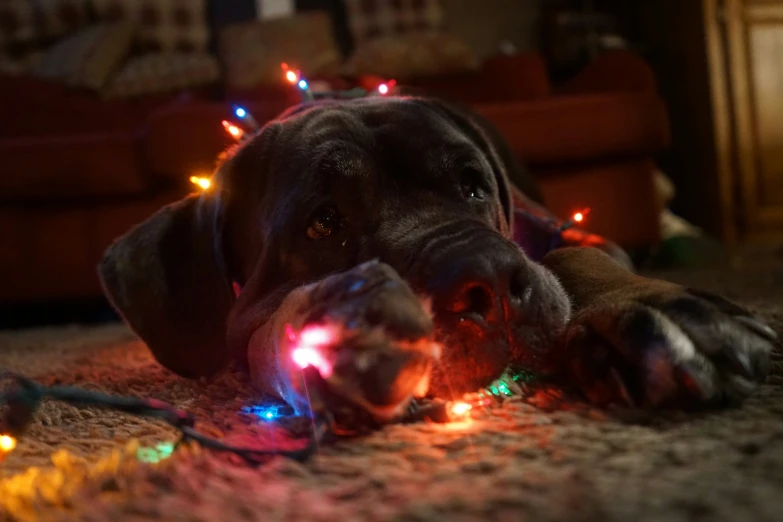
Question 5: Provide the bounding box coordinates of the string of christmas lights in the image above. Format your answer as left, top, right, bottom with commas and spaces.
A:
0, 63, 586, 470
0, 371, 328, 466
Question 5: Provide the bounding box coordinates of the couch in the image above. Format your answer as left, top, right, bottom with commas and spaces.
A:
0, 50, 669, 303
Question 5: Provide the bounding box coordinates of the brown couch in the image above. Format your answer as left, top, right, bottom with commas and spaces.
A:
0, 51, 669, 303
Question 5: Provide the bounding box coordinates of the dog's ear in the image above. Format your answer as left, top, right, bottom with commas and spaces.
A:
417, 98, 543, 235
99, 124, 280, 378
99, 192, 233, 377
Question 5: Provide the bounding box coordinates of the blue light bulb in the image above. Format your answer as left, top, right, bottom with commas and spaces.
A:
234, 107, 247, 118
298, 79, 308, 90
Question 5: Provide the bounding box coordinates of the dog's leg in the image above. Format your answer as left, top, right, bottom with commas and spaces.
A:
239, 261, 438, 423
540, 247, 778, 408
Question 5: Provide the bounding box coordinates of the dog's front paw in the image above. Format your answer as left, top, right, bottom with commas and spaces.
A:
562, 283, 778, 408
256, 260, 440, 423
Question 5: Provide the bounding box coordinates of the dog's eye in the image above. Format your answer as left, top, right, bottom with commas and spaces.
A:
460, 169, 484, 200
307, 206, 343, 239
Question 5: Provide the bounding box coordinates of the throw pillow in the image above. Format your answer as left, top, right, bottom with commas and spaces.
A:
35, 0, 91, 42
0, 0, 38, 56
32, 22, 135, 90
91, 0, 210, 53
102, 52, 220, 99
343, 31, 479, 80
218, 11, 342, 89
343, 0, 444, 44
439, 0, 541, 60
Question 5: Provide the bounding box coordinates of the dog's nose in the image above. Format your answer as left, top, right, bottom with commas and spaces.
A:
432, 253, 529, 323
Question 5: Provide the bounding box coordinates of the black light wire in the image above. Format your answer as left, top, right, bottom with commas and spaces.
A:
0, 371, 328, 465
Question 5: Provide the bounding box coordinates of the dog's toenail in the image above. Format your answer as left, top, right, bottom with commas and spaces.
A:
736, 316, 778, 341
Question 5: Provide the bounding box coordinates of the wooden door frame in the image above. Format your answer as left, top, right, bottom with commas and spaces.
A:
709, 0, 783, 241
703, 0, 740, 243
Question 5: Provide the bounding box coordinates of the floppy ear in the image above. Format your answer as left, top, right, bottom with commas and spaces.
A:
99, 123, 281, 378
98, 190, 235, 378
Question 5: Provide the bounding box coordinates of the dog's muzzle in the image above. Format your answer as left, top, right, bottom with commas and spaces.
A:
383, 220, 572, 397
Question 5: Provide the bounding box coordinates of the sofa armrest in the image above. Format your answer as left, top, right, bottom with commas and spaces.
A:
474, 91, 670, 166
556, 50, 660, 96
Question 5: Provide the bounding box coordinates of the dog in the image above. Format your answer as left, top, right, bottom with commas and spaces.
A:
98, 96, 777, 421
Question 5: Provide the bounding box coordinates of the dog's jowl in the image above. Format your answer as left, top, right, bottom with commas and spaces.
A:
98, 97, 777, 421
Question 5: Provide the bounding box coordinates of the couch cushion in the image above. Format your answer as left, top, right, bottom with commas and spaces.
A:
0, 133, 148, 202
535, 160, 662, 247
141, 102, 288, 181
410, 52, 551, 103
218, 11, 343, 90
33, 22, 135, 91
0, 190, 183, 301
343, 32, 479, 80
344, 0, 444, 44
102, 51, 220, 99
0, 75, 182, 138
92, 0, 211, 53
474, 91, 670, 166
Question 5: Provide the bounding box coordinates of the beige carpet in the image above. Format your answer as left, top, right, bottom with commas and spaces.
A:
2, 249, 783, 522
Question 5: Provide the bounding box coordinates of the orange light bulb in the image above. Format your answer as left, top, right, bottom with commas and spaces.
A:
450, 402, 472, 418
0, 435, 17, 452
221, 120, 244, 140
189, 176, 211, 190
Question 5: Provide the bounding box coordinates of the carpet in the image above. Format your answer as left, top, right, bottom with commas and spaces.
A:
2, 247, 783, 522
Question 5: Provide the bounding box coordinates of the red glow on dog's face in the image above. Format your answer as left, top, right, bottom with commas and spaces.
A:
290, 325, 335, 378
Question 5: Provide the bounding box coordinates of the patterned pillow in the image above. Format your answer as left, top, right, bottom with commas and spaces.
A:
344, 0, 444, 44
218, 11, 342, 89
32, 23, 135, 90
0, 50, 44, 76
0, 0, 91, 56
91, 0, 210, 52
343, 31, 478, 80
0, 0, 38, 55
102, 52, 220, 99
35, 0, 91, 42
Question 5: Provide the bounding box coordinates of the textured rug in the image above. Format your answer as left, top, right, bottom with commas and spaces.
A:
1, 247, 783, 522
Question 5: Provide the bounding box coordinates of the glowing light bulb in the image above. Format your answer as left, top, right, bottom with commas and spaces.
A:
378, 83, 389, 95
0, 435, 16, 452
292, 347, 333, 378
299, 326, 333, 347
298, 79, 308, 90
572, 208, 590, 224
289, 325, 335, 378
450, 402, 472, 418
189, 176, 211, 190
234, 107, 247, 118
285, 70, 298, 83
222, 120, 244, 140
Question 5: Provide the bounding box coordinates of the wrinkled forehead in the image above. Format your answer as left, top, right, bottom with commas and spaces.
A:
276, 98, 488, 179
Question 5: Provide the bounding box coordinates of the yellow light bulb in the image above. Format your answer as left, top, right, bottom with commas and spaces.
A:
189, 176, 211, 190
450, 401, 472, 418
0, 435, 17, 452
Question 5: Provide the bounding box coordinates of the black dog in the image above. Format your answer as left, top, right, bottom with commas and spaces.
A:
99, 97, 777, 421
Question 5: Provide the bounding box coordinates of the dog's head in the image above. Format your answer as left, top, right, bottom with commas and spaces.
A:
99, 97, 570, 402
